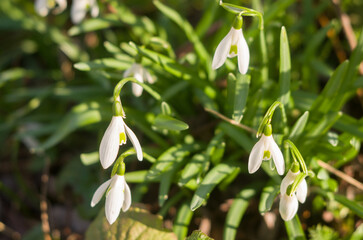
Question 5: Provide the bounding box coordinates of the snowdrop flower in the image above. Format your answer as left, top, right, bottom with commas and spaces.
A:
91, 170, 131, 224
212, 15, 250, 74
248, 124, 284, 175
35, 0, 67, 17
99, 102, 143, 169
123, 63, 155, 97
279, 167, 307, 221
71, 0, 99, 24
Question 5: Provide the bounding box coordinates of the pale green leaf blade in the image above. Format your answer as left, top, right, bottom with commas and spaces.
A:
173, 201, 194, 240
278, 26, 291, 106
233, 73, 250, 122
190, 162, 239, 211
85, 207, 177, 240
289, 111, 309, 141
223, 187, 257, 240
153, 114, 189, 131
285, 215, 306, 240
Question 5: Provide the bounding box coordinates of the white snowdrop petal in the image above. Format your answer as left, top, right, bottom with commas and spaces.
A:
90, 0, 99, 17
105, 175, 125, 225
236, 29, 250, 74
99, 116, 122, 169
132, 72, 144, 97
122, 181, 132, 212
90, 179, 111, 207
71, 0, 87, 24
280, 170, 298, 195
144, 69, 155, 84
279, 194, 298, 221
212, 28, 233, 70
296, 178, 308, 203
53, 0, 67, 14
248, 138, 264, 174
125, 124, 143, 161
268, 136, 285, 175
35, 0, 49, 16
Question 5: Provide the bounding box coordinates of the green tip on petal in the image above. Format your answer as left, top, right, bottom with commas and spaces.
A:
229, 45, 238, 55
263, 150, 271, 160
233, 15, 243, 29
113, 101, 123, 116
120, 132, 126, 144
117, 162, 126, 176
264, 124, 272, 136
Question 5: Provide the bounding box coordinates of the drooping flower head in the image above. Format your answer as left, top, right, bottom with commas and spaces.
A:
91, 162, 131, 225
35, 0, 67, 17
279, 163, 307, 221
123, 63, 155, 97
71, 0, 99, 24
99, 101, 143, 169
212, 15, 250, 74
248, 124, 285, 175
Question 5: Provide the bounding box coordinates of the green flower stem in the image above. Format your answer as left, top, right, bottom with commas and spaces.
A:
219, 1, 264, 30
285, 140, 308, 174
287, 172, 307, 196
112, 77, 162, 117
256, 101, 283, 137
113, 77, 162, 102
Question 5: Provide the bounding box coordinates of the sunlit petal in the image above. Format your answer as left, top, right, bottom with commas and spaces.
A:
236, 29, 250, 74
71, 0, 87, 24
268, 135, 285, 175
35, 0, 49, 16
105, 175, 125, 225
125, 124, 143, 161
279, 194, 298, 221
280, 170, 298, 195
90, 179, 111, 207
248, 137, 264, 174
212, 28, 233, 70
296, 178, 308, 203
99, 116, 123, 169
122, 181, 132, 212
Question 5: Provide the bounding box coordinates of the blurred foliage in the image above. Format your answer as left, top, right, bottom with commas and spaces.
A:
0, 0, 363, 239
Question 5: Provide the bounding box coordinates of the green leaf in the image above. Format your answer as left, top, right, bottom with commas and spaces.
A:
80, 152, 99, 166
186, 230, 214, 240
334, 114, 363, 140
85, 207, 177, 240
310, 61, 349, 114
289, 111, 309, 141
68, 15, 122, 36
190, 162, 239, 211
173, 201, 194, 240
153, 114, 189, 131
36, 102, 103, 151
258, 181, 280, 214
153, 0, 211, 76
232, 74, 250, 123
285, 215, 306, 240
0, 68, 31, 88
74, 58, 132, 71
219, 122, 254, 151
278, 26, 291, 106
223, 187, 257, 240
178, 154, 208, 187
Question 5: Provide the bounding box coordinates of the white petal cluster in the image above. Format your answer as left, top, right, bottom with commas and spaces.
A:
99, 116, 143, 169
123, 63, 155, 97
91, 175, 131, 225
212, 26, 250, 74
71, 0, 99, 24
248, 134, 285, 175
35, 0, 67, 16
279, 170, 307, 221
